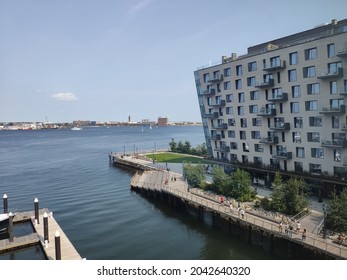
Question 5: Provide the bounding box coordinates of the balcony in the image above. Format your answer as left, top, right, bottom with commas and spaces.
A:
209, 100, 226, 107
337, 48, 347, 57
319, 105, 345, 114
321, 139, 347, 148
263, 60, 286, 71
201, 88, 216, 96
269, 122, 290, 130
341, 123, 347, 131
339, 86, 347, 96
267, 92, 288, 102
317, 67, 343, 79
259, 136, 279, 144
255, 79, 274, 88
209, 74, 224, 83
204, 112, 219, 118
214, 146, 230, 153
212, 123, 228, 130
257, 108, 276, 116
272, 152, 292, 160
211, 134, 221, 141
343, 157, 347, 166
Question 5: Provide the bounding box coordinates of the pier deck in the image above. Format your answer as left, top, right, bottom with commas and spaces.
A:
114, 154, 347, 260
0, 209, 81, 260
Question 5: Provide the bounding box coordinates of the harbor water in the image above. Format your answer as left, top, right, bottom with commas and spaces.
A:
0, 126, 274, 260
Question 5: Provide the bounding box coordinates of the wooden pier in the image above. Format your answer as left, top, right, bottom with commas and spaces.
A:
0, 208, 81, 260
112, 154, 347, 260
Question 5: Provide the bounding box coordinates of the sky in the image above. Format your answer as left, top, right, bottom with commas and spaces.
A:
1, 0, 347, 123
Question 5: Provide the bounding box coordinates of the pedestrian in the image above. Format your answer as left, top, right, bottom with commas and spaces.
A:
238, 207, 241, 218
289, 225, 293, 238
229, 203, 233, 213
296, 221, 301, 233
278, 222, 283, 233
220, 196, 225, 204
302, 229, 306, 241
240, 209, 245, 219
284, 223, 288, 235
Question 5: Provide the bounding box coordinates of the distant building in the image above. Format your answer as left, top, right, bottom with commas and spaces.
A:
194, 18, 347, 196
157, 116, 169, 126
72, 120, 91, 126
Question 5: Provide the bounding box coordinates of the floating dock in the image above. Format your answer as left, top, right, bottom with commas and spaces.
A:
111, 153, 347, 260
0, 208, 81, 260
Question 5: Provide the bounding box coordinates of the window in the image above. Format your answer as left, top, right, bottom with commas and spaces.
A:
236, 65, 243, 76
332, 116, 339, 129
242, 155, 248, 164
294, 117, 303, 128
240, 131, 246, 140
203, 73, 210, 82
307, 132, 320, 142
255, 144, 264, 152
294, 162, 303, 172
223, 81, 231, 90
289, 52, 298, 65
247, 76, 256, 86
230, 142, 238, 149
228, 118, 236, 126
288, 69, 297, 82
228, 130, 235, 138
226, 107, 233, 115
226, 94, 233, 102
305, 47, 317, 60
330, 81, 337, 95
311, 148, 324, 158
238, 92, 245, 103
327, 44, 335, 58
235, 79, 242, 89
305, 100, 318, 111
252, 117, 262, 126
269, 56, 281, 68
303, 66, 316, 78
330, 98, 344, 109
292, 85, 301, 98
240, 118, 247, 128
309, 163, 322, 173
249, 105, 258, 114
251, 131, 261, 139
296, 147, 305, 158
307, 83, 320, 95
328, 62, 342, 74
243, 143, 250, 152
309, 116, 322, 127
250, 90, 259, 100
248, 61, 257, 72
237, 106, 244, 115
224, 67, 231, 77
293, 132, 301, 143
213, 71, 220, 80
334, 149, 341, 162
290, 102, 300, 113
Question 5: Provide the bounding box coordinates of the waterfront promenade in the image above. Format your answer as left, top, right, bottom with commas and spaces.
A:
111, 153, 347, 259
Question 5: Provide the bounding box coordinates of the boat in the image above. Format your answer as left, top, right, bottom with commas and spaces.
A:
71, 127, 82, 131
0, 213, 12, 233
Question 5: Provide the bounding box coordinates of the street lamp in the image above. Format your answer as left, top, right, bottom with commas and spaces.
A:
322, 202, 328, 239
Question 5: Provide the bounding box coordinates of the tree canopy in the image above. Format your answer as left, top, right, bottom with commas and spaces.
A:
324, 188, 347, 233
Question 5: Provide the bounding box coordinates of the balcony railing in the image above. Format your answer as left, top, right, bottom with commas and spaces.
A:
201, 88, 216, 95
317, 67, 343, 79
339, 86, 347, 96
321, 139, 347, 148
269, 122, 290, 130
272, 152, 292, 160
204, 112, 218, 118
211, 134, 221, 141
257, 108, 276, 116
337, 48, 347, 57
267, 92, 288, 102
319, 105, 345, 114
209, 100, 226, 107
214, 146, 230, 153
263, 60, 286, 71
259, 136, 279, 144
212, 123, 228, 130
255, 79, 274, 88
209, 74, 224, 83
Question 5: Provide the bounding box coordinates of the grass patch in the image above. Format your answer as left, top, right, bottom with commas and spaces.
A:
145, 152, 211, 164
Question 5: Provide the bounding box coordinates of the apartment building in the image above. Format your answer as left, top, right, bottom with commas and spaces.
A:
194, 19, 347, 195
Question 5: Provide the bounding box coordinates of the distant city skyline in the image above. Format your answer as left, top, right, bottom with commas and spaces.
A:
1, 0, 346, 122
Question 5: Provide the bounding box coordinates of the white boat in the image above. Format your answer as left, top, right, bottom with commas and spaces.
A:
71, 127, 82, 131
0, 213, 12, 232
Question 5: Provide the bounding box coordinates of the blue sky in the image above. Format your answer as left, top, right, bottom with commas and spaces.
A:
1, 0, 346, 123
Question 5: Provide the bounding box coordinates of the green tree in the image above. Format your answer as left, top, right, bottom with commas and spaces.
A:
325, 189, 347, 233
282, 177, 308, 215
182, 163, 205, 188
169, 138, 177, 152
211, 166, 230, 194
230, 169, 255, 202
270, 172, 285, 212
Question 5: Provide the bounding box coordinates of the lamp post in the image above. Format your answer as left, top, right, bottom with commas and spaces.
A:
322, 203, 327, 239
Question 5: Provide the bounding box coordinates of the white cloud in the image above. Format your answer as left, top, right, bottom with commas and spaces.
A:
51, 92, 78, 101
127, 0, 154, 18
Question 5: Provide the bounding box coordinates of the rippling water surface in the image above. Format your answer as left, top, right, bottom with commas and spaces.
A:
0, 126, 272, 260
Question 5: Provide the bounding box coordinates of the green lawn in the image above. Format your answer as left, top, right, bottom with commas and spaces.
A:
145, 152, 211, 164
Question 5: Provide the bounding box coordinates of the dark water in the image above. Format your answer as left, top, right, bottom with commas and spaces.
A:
0, 126, 273, 260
